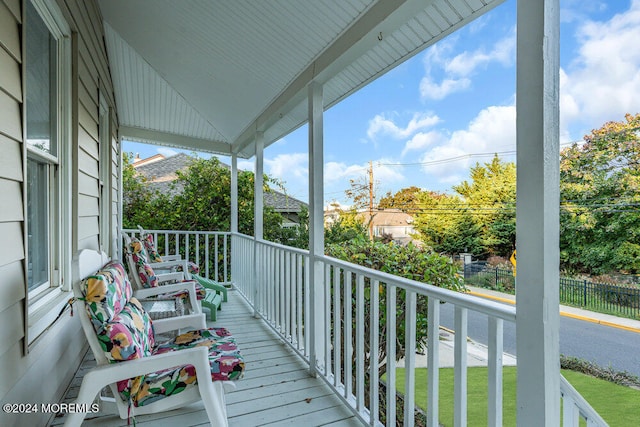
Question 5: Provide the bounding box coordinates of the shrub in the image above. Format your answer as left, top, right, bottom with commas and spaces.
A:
560, 355, 640, 388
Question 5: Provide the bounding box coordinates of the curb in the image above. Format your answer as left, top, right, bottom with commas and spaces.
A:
466, 290, 640, 334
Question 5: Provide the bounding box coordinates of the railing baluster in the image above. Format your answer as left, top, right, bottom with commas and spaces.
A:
285, 251, 291, 339
333, 266, 341, 388
344, 271, 353, 398
290, 252, 296, 343
325, 264, 331, 377
454, 306, 468, 427
563, 393, 579, 426
404, 290, 416, 427
205, 234, 210, 278
297, 254, 303, 350
185, 233, 189, 263
370, 279, 380, 425
223, 234, 228, 282
304, 254, 310, 357
427, 297, 440, 427
195, 233, 200, 270
356, 274, 365, 412
488, 317, 503, 427
280, 249, 285, 331
386, 284, 396, 427
164, 232, 168, 255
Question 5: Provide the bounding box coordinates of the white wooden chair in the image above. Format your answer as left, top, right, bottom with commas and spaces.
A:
131, 228, 228, 320
64, 250, 244, 426
122, 232, 206, 317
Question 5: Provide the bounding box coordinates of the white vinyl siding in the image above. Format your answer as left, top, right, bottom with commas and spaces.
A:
0, 1, 118, 426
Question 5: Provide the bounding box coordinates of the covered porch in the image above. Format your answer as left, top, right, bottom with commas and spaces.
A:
57, 230, 603, 426
0, 0, 607, 425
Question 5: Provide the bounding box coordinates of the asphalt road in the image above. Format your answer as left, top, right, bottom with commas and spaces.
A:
439, 302, 640, 377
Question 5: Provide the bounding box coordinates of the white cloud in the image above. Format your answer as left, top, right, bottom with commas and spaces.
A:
265, 153, 308, 181
418, 105, 516, 183
420, 30, 515, 100
367, 112, 440, 140
324, 160, 404, 186
560, 2, 640, 136
419, 77, 471, 100
401, 130, 444, 157
237, 160, 255, 172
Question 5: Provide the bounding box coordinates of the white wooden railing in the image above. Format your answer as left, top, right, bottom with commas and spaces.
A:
123, 229, 232, 283
123, 229, 607, 426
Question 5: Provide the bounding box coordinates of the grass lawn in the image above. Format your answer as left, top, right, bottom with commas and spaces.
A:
392, 367, 640, 426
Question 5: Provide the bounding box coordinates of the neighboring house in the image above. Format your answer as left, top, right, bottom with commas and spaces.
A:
358, 208, 417, 244
133, 153, 307, 226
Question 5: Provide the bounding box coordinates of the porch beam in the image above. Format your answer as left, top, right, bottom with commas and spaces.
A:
120, 125, 233, 156
515, 0, 560, 425
308, 81, 324, 376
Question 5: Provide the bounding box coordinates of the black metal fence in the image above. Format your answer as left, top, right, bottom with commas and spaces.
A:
463, 262, 640, 319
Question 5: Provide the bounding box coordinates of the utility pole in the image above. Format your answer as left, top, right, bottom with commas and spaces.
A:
368, 160, 374, 240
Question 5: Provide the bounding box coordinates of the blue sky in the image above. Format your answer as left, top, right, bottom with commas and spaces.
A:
125, 0, 640, 206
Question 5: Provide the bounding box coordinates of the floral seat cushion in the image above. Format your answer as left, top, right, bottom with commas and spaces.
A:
118, 327, 245, 407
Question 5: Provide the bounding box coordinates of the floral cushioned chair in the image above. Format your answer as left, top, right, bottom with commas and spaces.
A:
65, 250, 244, 427
139, 229, 201, 275
134, 228, 229, 320
123, 234, 207, 316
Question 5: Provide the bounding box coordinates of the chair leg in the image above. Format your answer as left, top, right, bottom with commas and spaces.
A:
62, 375, 105, 427
199, 380, 229, 427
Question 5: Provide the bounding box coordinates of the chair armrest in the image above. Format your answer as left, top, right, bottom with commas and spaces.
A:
135, 281, 201, 315
157, 271, 186, 283
152, 259, 189, 270
160, 254, 182, 262
84, 346, 211, 385
153, 313, 206, 333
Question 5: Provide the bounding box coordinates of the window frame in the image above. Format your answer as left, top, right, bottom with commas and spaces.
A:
99, 93, 112, 256
24, 0, 72, 346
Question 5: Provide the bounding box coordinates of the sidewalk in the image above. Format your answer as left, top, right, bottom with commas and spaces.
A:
466, 285, 640, 334
398, 285, 640, 369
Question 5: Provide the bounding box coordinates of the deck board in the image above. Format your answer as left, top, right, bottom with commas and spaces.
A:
51, 289, 362, 426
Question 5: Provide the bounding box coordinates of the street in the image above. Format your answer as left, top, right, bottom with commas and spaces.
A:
439, 302, 640, 377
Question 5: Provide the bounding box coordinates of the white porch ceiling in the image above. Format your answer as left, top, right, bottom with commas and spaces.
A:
98, 0, 504, 159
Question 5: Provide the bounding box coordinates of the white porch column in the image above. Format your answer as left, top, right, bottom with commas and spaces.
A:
254, 132, 264, 317
308, 81, 325, 376
231, 153, 238, 234
230, 152, 239, 297
516, 0, 560, 425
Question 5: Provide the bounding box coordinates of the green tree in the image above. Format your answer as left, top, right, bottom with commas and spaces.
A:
122, 152, 157, 229
560, 113, 640, 274
378, 186, 423, 213
413, 156, 515, 258
452, 155, 516, 256
325, 237, 464, 410
123, 155, 296, 244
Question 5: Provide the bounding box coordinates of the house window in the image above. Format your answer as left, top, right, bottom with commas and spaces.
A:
25, 0, 71, 341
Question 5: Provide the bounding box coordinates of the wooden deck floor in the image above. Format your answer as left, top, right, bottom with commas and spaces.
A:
51, 290, 361, 427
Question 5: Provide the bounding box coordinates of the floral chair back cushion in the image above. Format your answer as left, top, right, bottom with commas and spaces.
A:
126, 237, 159, 288
141, 233, 163, 263
81, 261, 155, 362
